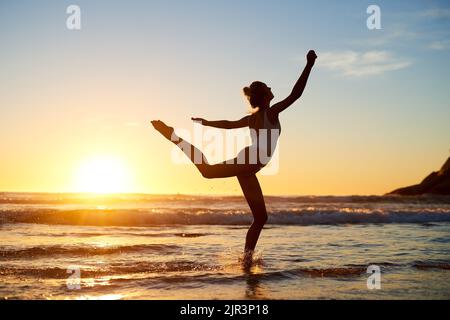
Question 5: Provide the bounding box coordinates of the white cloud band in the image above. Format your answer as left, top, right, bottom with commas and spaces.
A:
319, 50, 411, 77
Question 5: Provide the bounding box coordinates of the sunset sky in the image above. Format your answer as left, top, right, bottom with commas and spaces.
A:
1, 0, 449, 195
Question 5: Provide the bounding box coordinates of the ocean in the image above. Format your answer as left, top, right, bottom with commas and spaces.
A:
1, 192, 450, 300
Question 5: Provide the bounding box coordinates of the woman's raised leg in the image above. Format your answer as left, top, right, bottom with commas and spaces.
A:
151, 120, 261, 179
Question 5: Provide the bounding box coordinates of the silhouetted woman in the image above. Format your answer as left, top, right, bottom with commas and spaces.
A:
152, 50, 317, 268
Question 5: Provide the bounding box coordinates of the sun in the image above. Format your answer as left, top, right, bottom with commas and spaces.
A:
73, 156, 132, 194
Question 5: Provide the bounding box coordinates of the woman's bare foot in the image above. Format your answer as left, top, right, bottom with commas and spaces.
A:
240, 250, 254, 271
151, 120, 178, 142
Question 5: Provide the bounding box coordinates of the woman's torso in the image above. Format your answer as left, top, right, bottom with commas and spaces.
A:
249, 109, 281, 161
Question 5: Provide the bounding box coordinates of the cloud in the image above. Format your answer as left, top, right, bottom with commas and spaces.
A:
353, 9, 450, 51
319, 51, 412, 77
356, 26, 419, 47
429, 39, 450, 50
421, 8, 450, 19
420, 8, 450, 51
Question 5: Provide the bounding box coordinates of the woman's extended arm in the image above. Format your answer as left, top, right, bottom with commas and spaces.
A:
191, 116, 250, 129
269, 50, 317, 117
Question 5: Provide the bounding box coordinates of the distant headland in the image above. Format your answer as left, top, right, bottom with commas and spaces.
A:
388, 157, 450, 196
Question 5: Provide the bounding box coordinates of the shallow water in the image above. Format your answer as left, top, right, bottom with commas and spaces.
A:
1, 193, 450, 299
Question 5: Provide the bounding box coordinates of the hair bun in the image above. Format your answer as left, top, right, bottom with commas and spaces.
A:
243, 86, 251, 96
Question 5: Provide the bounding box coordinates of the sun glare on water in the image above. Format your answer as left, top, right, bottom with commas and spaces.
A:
73, 156, 133, 194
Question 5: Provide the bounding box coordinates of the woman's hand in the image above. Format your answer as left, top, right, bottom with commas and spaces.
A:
307, 50, 317, 66
191, 117, 208, 125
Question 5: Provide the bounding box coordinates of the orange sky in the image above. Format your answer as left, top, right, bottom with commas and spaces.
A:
1, 1, 449, 195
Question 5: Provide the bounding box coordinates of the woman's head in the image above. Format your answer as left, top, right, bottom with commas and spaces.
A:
243, 81, 274, 111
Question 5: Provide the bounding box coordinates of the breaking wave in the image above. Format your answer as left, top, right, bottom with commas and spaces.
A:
1, 207, 450, 226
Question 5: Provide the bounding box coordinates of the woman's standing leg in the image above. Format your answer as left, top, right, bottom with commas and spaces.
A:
237, 173, 268, 267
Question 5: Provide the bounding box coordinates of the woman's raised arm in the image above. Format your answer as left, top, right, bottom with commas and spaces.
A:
269, 50, 317, 117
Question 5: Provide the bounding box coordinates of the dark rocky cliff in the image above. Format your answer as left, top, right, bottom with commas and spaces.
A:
388, 157, 450, 195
